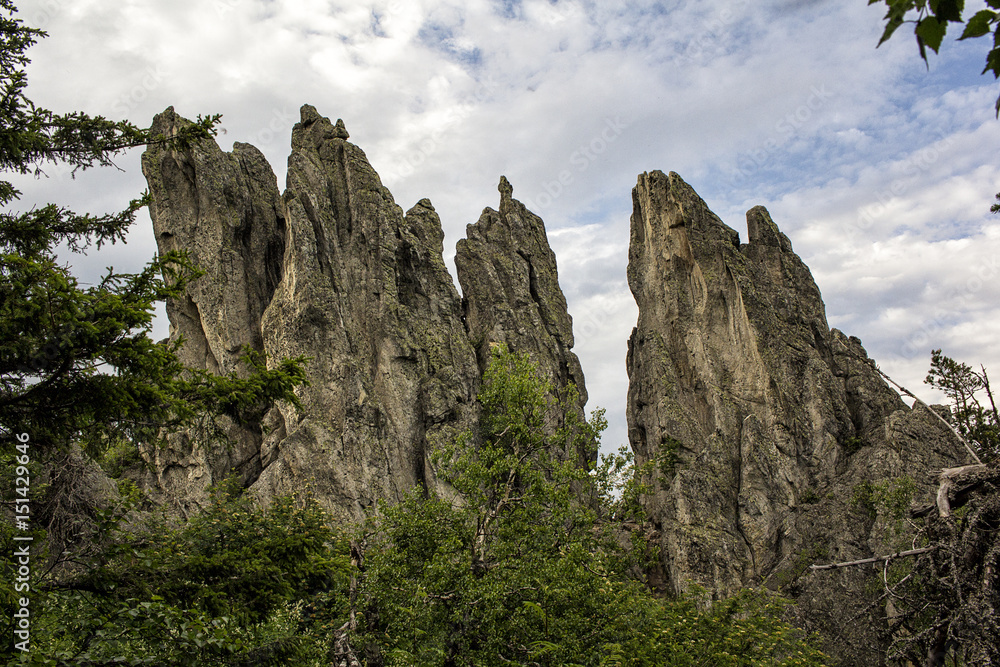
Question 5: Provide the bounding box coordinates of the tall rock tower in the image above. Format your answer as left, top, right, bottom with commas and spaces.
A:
626, 170, 974, 660
457, 176, 593, 465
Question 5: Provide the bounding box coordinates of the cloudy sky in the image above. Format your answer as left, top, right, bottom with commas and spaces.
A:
11, 0, 1000, 453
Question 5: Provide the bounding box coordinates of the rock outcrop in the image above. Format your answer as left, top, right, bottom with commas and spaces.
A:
456, 177, 592, 464
142, 111, 976, 661
140, 105, 589, 519
626, 170, 974, 660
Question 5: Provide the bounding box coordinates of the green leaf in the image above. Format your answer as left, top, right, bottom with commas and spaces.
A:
931, 0, 964, 22
916, 15, 948, 55
960, 9, 997, 39
984, 46, 1000, 78
523, 600, 547, 622
878, 17, 906, 46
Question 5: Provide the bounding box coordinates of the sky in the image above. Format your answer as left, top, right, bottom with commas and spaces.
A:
10, 0, 1000, 455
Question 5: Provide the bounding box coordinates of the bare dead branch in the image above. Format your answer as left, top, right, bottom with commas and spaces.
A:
874, 366, 983, 466
811, 546, 936, 571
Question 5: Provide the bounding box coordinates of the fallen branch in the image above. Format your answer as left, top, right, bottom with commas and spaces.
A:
810, 546, 936, 571
936, 464, 988, 518
873, 367, 982, 466
332, 619, 362, 667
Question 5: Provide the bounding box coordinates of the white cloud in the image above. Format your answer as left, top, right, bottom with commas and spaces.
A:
11, 0, 1000, 458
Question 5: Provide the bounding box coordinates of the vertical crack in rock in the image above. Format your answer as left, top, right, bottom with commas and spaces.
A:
626, 170, 975, 662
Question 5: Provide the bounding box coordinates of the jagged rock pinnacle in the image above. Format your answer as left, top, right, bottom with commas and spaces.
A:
626, 169, 972, 662
299, 103, 322, 125
140, 111, 970, 663
139, 105, 592, 518
498, 174, 513, 198
333, 118, 349, 139
457, 176, 593, 466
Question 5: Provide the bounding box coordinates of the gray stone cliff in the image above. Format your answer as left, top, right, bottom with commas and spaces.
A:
626, 170, 975, 661
140, 105, 589, 519
140, 107, 286, 504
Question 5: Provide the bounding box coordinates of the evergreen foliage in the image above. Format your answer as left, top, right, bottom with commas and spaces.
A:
925, 349, 999, 461
5, 484, 349, 666
0, 0, 306, 457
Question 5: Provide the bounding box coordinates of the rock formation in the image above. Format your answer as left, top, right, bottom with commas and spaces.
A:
141, 108, 974, 661
141, 108, 287, 505
626, 170, 975, 660
140, 105, 589, 519
456, 176, 592, 463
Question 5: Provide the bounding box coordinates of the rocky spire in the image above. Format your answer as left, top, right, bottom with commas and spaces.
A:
253, 105, 481, 518
626, 170, 973, 660
456, 176, 594, 464
141, 106, 287, 503
140, 105, 593, 519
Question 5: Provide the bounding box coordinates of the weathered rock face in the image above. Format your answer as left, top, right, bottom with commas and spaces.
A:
141, 107, 287, 503
456, 177, 593, 463
249, 106, 485, 518
626, 171, 974, 660
140, 105, 588, 520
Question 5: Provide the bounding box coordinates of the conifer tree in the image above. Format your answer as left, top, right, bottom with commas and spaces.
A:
0, 0, 306, 457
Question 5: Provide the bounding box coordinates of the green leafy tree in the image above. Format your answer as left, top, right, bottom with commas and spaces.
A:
925, 349, 999, 460
869, 0, 1000, 113
3, 347, 830, 666
8, 483, 350, 666
352, 346, 828, 666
